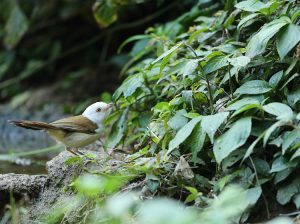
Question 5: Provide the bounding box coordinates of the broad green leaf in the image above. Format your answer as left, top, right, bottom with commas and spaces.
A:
201, 112, 229, 143
213, 117, 252, 164
112, 73, 144, 100
167, 116, 201, 154
237, 13, 259, 30
246, 17, 290, 58
263, 120, 287, 147
182, 59, 199, 77
226, 97, 261, 111
234, 80, 272, 95
276, 24, 300, 60
185, 123, 206, 164
263, 102, 293, 120
245, 187, 262, 207
118, 35, 151, 53
203, 55, 229, 75
287, 87, 300, 106
274, 169, 292, 184
269, 70, 283, 88
4, 3, 29, 48
231, 103, 261, 117
235, 0, 266, 12
282, 129, 300, 154
107, 108, 128, 148
168, 109, 188, 131
228, 56, 251, 67
151, 42, 183, 65
293, 193, 300, 209
270, 156, 297, 173
243, 135, 262, 160
93, 0, 117, 27
291, 148, 300, 161
277, 177, 300, 205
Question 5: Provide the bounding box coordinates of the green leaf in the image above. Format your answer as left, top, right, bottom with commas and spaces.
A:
182, 59, 199, 77
213, 117, 252, 164
263, 102, 293, 120
276, 24, 300, 60
4, 3, 29, 48
201, 112, 229, 143
235, 0, 266, 12
167, 116, 202, 155
277, 177, 300, 205
228, 56, 251, 67
263, 120, 287, 147
231, 103, 261, 117
107, 108, 128, 148
234, 80, 272, 95
112, 73, 144, 100
168, 109, 188, 131
93, 0, 117, 27
270, 156, 297, 173
226, 97, 261, 111
268, 70, 283, 88
151, 42, 183, 66
237, 13, 259, 30
287, 87, 300, 106
293, 193, 300, 209
245, 187, 262, 207
64, 156, 82, 165
203, 55, 229, 75
282, 129, 300, 154
246, 17, 290, 58
185, 123, 206, 164
118, 35, 151, 53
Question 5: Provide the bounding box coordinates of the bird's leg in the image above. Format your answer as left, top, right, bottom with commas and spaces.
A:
65, 146, 81, 156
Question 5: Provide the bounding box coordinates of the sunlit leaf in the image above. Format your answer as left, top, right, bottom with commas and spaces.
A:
213, 117, 252, 164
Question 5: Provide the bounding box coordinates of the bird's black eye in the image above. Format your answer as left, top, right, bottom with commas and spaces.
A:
96, 108, 101, 112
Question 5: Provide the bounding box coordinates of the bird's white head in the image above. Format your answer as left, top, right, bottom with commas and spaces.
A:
82, 102, 113, 127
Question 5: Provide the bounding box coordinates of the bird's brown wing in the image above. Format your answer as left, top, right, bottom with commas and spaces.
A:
50, 115, 97, 134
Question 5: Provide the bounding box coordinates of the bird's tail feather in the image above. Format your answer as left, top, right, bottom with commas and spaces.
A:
8, 120, 59, 131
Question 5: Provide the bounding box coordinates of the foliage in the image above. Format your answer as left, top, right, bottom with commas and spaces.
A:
1, 0, 300, 223
107, 0, 300, 220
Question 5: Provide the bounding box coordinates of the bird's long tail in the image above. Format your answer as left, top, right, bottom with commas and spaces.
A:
8, 120, 59, 131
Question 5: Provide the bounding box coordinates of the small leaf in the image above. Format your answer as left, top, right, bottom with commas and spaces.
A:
270, 157, 297, 173
268, 70, 283, 88
228, 56, 251, 67
93, 0, 118, 27
182, 59, 199, 77
263, 120, 287, 147
276, 24, 300, 60
185, 123, 206, 164
226, 97, 261, 111
167, 116, 201, 154
107, 108, 128, 148
282, 129, 300, 154
151, 42, 183, 65
201, 112, 229, 143
235, 0, 266, 12
263, 102, 293, 120
213, 117, 252, 164
277, 177, 300, 205
203, 55, 229, 75
174, 156, 194, 179
237, 13, 259, 30
287, 87, 300, 106
234, 80, 272, 95
168, 109, 188, 131
4, 3, 29, 48
112, 73, 144, 100
246, 17, 290, 57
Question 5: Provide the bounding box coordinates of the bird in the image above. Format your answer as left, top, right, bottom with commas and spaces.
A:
9, 102, 113, 156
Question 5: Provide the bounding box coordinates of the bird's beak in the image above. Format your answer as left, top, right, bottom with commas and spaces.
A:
105, 103, 114, 111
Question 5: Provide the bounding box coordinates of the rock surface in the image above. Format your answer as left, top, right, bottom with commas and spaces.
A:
0, 146, 125, 223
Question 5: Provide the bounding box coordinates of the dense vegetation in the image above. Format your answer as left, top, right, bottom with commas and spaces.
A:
2, 0, 300, 223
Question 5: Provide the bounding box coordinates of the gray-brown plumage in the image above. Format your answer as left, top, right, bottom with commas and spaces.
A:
9, 102, 113, 155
